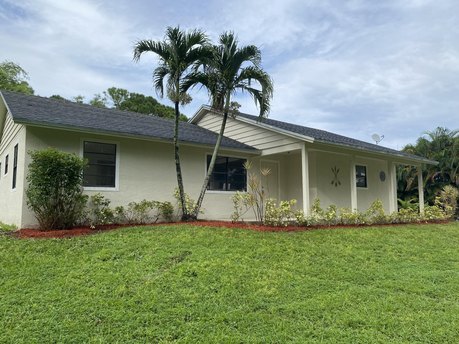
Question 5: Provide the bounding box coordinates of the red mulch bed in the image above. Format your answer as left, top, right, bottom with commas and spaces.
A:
12, 219, 450, 239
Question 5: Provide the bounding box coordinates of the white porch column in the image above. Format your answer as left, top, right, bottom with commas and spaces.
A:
350, 156, 357, 211
388, 161, 397, 213
301, 145, 310, 215
417, 165, 425, 214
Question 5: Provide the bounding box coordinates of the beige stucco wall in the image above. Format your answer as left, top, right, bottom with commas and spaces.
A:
20, 126, 256, 227
355, 157, 390, 212
307, 147, 392, 213
0, 112, 27, 227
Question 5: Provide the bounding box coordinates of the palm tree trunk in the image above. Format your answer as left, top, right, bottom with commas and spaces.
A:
173, 99, 188, 220
192, 92, 231, 219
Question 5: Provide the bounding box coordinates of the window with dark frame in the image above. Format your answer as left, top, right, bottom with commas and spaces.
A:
12, 144, 18, 189
356, 165, 367, 188
4, 155, 8, 175
206, 155, 247, 191
83, 141, 117, 188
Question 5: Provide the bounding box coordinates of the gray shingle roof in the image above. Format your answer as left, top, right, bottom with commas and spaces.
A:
0, 90, 257, 152
236, 112, 437, 164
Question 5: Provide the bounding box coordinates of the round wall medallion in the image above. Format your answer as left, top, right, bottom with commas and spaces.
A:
379, 171, 386, 182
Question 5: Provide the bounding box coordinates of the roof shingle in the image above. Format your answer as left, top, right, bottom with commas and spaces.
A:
0, 90, 257, 152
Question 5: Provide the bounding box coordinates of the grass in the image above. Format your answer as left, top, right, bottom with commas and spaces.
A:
1, 223, 459, 343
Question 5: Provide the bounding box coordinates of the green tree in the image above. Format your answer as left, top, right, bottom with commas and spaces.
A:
73, 95, 85, 104
0, 60, 34, 94
50, 94, 67, 101
182, 32, 273, 218
133, 26, 209, 220
118, 92, 187, 120
89, 93, 107, 108
104, 87, 130, 108
398, 127, 459, 206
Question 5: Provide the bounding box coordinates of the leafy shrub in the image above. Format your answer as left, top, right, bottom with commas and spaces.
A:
0, 222, 17, 232
88, 193, 115, 226
422, 205, 446, 221
154, 201, 175, 222
174, 188, 200, 216
307, 199, 325, 225
364, 199, 388, 224
437, 185, 459, 218
26, 148, 87, 230
390, 208, 419, 224
89, 194, 175, 227
264, 199, 296, 226
339, 208, 366, 225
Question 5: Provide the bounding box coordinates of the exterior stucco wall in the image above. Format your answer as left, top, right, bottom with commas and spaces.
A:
0, 112, 27, 227
21, 126, 255, 227
312, 151, 352, 209
355, 157, 391, 213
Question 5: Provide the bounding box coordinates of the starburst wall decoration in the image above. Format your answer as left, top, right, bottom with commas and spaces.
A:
331, 166, 341, 187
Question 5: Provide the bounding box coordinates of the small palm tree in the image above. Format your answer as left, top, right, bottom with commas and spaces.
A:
182, 32, 274, 218
133, 26, 208, 220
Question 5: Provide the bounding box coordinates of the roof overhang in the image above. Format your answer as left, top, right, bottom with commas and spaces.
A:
191, 105, 314, 143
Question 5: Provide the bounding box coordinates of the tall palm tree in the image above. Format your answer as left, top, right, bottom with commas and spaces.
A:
133, 27, 208, 220
182, 32, 274, 218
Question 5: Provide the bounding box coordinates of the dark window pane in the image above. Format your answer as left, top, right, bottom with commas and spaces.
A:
356, 165, 367, 188
206, 155, 246, 191
83, 141, 117, 187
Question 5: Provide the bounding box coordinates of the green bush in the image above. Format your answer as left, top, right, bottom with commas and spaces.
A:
437, 185, 459, 218
89, 194, 175, 227
264, 199, 296, 226
88, 193, 115, 226
0, 222, 17, 232
26, 148, 87, 230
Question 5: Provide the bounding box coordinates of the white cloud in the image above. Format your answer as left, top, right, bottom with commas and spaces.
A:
1, 0, 458, 149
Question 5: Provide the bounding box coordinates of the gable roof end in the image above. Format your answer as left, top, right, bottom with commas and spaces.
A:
191, 105, 437, 165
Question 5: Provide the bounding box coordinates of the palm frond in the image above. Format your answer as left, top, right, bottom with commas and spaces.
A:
152, 65, 170, 98
133, 40, 170, 62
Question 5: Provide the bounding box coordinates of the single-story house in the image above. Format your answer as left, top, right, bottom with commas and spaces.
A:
0, 90, 436, 228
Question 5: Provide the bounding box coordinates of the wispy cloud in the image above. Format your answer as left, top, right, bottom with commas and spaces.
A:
0, 0, 458, 148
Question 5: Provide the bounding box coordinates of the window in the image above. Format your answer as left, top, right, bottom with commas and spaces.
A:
356, 165, 367, 188
12, 144, 18, 189
207, 155, 247, 191
83, 141, 117, 188
4, 155, 8, 175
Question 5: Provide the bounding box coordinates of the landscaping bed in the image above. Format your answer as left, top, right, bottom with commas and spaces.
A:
14, 219, 451, 239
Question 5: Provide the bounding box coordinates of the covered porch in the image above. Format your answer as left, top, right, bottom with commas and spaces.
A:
252, 142, 426, 215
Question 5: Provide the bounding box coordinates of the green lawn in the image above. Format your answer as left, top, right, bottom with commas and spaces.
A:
1, 223, 459, 343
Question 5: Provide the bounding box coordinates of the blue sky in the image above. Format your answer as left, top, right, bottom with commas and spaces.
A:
1, 0, 458, 149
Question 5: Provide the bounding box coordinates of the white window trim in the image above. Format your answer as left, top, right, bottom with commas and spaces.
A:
80, 138, 120, 192
356, 164, 369, 189
204, 152, 248, 193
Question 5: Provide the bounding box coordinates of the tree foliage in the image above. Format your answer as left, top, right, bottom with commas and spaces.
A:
182, 31, 274, 218
0, 60, 34, 94
398, 127, 459, 207
26, 148, 87, 230
133, 26, 209, 220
